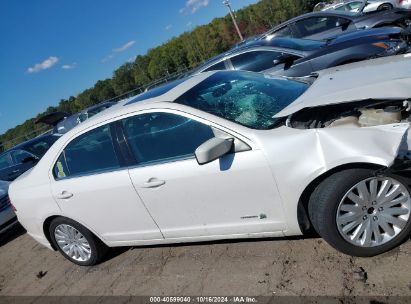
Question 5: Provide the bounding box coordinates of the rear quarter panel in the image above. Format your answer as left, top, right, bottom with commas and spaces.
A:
9, 178, 62, 243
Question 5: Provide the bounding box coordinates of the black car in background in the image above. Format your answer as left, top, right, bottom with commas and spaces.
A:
36, 102, 116, 134
0, 133, 61, 181
192, 27, 408, 77
255, 8, 411, 41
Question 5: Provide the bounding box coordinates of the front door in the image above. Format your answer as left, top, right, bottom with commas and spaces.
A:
122, 111, 285, 239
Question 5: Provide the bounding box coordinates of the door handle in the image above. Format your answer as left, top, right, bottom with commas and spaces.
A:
141, 178, 165, 188
57, 191, 73, 199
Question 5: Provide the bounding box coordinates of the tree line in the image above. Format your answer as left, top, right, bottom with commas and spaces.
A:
0, 0, 319, 151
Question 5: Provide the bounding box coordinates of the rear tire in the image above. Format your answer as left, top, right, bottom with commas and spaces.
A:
49, 217, 108, 266
308, 168, 411, 256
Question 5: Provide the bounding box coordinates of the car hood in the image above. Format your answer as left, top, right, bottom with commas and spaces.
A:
0, 180, 9, 197
274, 54, 411, 118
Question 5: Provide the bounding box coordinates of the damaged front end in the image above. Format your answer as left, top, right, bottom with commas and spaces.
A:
284, 98, 411, 179
284, 98, 411, 129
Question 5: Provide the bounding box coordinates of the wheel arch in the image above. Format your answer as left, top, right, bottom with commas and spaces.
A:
43, 215, 108, 250
43, 215, 59, 251
377, 2, 394, 10
296, 162, 385, 234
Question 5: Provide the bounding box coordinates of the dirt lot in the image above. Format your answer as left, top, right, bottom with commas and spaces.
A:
0, 224, 410, 297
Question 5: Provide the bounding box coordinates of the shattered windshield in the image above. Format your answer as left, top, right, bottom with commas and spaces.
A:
175, 71, 309, 129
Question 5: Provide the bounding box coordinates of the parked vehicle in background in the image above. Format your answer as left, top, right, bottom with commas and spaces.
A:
259, 8, 411, 41
317, 0, 411, 13
0, 133, 61, 181
9, 54, 411, 265
401, 0, 411, 8
56, 102, 116, 134
0, 180, 17, 233
190, 28, 408, 77
36, 102, 116, 135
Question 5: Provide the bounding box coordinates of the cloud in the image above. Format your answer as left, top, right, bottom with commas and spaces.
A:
101, 54, 114, 63
187, 21, 193, 28
113, 40, 136, 53
27, 56, 59, 73
180, 0, 209, 14
165, 24, 172, 31
62, 62, 76, 70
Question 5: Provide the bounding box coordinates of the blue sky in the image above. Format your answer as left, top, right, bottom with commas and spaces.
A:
0, 0, 257, 135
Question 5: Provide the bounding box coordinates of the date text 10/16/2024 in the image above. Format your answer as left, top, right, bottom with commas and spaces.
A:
150, 297, 258, 303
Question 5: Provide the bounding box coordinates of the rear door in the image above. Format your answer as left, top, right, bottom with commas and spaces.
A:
49, 123, 163, 243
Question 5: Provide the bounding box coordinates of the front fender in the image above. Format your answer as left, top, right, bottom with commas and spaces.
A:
259, 123, 410, 235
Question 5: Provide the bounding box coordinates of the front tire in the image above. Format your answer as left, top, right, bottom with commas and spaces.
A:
49, 217, 107, 266
308, 168, 411, 256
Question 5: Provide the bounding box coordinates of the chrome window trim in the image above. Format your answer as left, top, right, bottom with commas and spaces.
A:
50, 108, 256, 182
54, 155, 196, 182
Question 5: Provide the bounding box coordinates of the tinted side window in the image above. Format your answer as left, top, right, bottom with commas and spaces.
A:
231, 51, 282, 72
347, 2, 363, 11
0, 153, 12, 170
203, 61, 227, 72
11, 150, 34, 164
24, 135, 59, 157
122, 113, 214, 165
270, 26, 292, 38
335, 4, 350, 11
295, 17, 340, 37
54, 125, 119, 179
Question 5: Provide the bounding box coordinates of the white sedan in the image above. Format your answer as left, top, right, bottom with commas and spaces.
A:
10, 54, 411, 265
318, 0, 411, 12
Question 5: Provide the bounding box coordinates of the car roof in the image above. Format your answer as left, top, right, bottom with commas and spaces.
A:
259, 10, 359, 39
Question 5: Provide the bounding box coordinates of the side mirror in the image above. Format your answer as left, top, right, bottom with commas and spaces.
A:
195, 137, 233, 165
273, 54, 298, 69
21, 156, 39, 164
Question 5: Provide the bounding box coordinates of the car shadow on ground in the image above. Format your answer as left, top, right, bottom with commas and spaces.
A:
100, 233, 321, 264
0, 223, 26, 247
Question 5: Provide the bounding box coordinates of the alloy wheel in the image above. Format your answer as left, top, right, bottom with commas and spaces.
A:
54, 224, 92, 262
336, 177, 411, 247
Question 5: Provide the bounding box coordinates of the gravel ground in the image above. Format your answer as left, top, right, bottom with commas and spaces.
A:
0, 224, 410, 297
